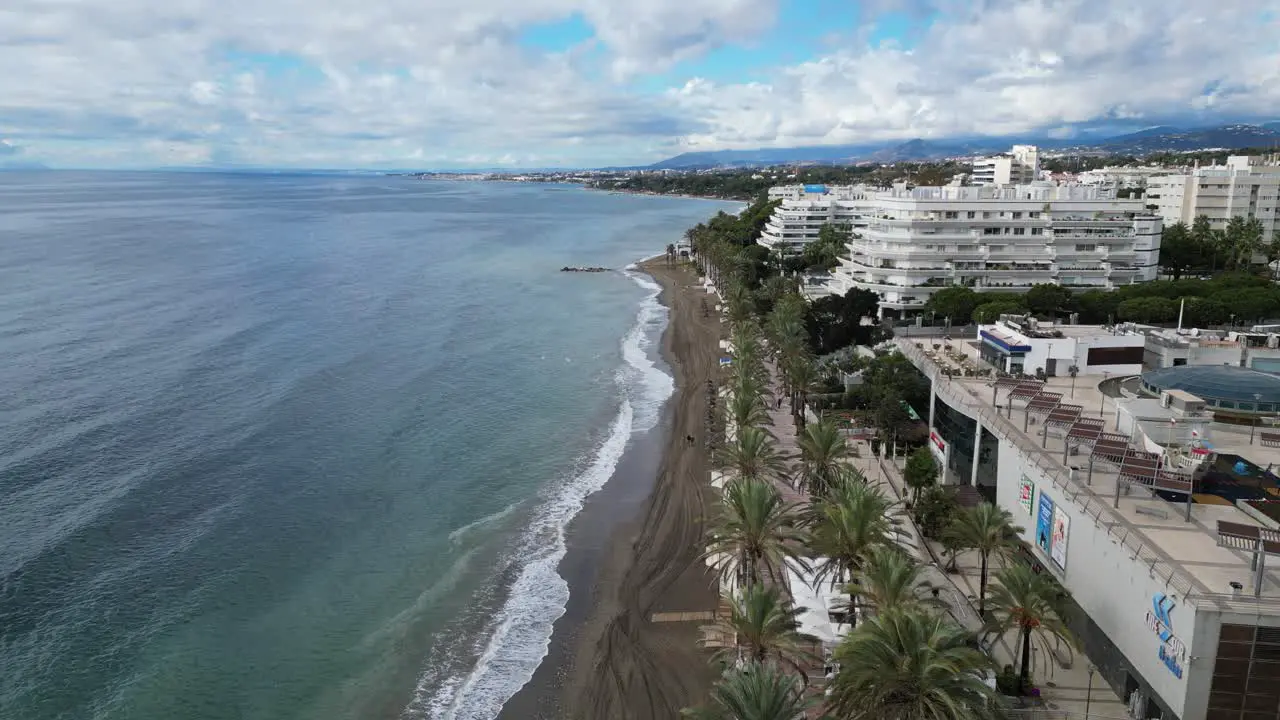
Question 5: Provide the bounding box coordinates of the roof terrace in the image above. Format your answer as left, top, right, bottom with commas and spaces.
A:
897, 336, 1280, 615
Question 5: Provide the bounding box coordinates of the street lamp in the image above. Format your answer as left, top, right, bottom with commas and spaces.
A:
1085, 665, 1097, 719
1253, 393, 1263, 444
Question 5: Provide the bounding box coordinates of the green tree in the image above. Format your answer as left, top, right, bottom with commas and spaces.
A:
795, 418, 852, 497
912, 485, 958, 540
706, 585, 818, 676
1024, 284, 1074, 318
1075, 289, 1121, 324
705, 477, 808, 589
943, 502, 1021, 618
1214, 287, 1280, 324
972, 300, 1023, 324
985, 564, 1077, 691
847, 546, 942, 615
807, 476, 896, 614
903, 447, 938, 504
716, 426, 790, 483
1180, 296, 1229, 327
828, 609, 999, 720
1117, 296, 1178, 323
802, 222, 852, 271
682, 661, 814, 720
1158, 222, 1200, 280
925, 286, 978, 325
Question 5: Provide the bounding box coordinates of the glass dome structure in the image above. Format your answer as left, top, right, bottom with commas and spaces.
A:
1139, 365, 1280, 414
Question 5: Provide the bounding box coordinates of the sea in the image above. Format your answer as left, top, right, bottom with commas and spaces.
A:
0, 172, 737, 720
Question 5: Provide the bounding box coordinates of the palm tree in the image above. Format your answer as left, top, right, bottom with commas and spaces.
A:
780, 353, 818, 430
795, 418, 851, 497
727, 386, 771, 435
944, 502, 1022, 618
985, 563, 1076, 691
717, 426, 789, 482
705, 585, 818, 677
847, 545, 942, 616
828, 608, 999, 720
807, 478, 896, 620
682, 661, 812, 720
705, 477, 808, 589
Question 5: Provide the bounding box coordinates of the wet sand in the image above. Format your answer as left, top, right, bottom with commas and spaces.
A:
498, 258, 722, 719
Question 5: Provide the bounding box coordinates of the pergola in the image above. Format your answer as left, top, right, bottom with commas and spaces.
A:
1217, 520, 1280, 596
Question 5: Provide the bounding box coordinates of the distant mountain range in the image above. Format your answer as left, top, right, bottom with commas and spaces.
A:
649, 122, 1280, 169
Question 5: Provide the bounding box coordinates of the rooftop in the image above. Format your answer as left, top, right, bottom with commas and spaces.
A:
896, 336, 1280, 614
1142, 365, 1280, 405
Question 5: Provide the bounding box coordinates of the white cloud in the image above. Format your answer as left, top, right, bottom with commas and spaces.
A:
0, 0, 1276, 167
671, 0, 1280, 151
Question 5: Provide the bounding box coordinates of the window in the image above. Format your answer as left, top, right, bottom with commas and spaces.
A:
967, 211, 976, 219
1012, 212, 1022, 219
1031, 228, 1044, 236
1030, 211, 1041, 219
1075, 244, 1096, 252
983, 228, 999, 235
1013, 228, 1026, 235
983, 212, 993, 219
945, 211, 958, 219
1087, 346, 1144, 365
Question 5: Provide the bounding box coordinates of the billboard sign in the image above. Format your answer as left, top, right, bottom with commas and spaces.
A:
1036, 493, 1055, 557
1050, 505, 1070, 570
1018, 476, 1035, 516
928, 429, 949, 472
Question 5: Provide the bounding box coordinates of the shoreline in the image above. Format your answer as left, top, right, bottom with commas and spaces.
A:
497, 257, 722, 719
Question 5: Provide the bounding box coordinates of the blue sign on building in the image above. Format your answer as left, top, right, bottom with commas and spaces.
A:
1146, 593, 1187, 678
1036, 493, 1055, 556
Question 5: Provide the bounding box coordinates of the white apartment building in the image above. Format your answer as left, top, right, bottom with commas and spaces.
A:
758, 185, 875, 254
822, 183, 1162, 318
1078, 165, 1174, 190
1146, 156, 1280, 240
971, 144, 1040, 186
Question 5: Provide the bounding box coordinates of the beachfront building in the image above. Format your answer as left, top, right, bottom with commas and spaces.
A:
1146, 156, 1280, 241
824, 183, 1162, 318
757, 185, 874, 255
898, 336, 1280, 720
976, 315, 1146, 377
971, 145, 1041, 186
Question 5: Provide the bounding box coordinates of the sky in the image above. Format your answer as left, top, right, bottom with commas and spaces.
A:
1, 0, 1279, 169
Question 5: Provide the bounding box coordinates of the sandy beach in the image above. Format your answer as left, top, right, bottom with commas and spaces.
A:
499, 257, 722, 719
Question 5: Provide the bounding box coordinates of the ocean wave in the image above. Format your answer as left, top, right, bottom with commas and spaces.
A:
447, 502, 523, 546
403, 264, 676, 720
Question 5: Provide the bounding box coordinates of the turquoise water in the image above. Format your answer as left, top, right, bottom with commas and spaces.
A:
0, 173, 736, 720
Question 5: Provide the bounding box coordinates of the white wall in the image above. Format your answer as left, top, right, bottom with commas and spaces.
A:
996, 441, 1199, 719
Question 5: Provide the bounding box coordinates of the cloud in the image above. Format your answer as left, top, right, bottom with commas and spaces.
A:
670, 0, 1280, 151
0, 140, 22, 156
0, 0, 1276, 167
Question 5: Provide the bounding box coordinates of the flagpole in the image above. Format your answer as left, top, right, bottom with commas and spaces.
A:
1177, 298, 1184, 332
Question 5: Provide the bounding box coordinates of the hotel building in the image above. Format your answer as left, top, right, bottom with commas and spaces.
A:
971, 144, 1041, 186
824, 183, 1162, 318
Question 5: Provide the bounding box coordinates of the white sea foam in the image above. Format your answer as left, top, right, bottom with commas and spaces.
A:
404, 263, 676, 720
447, 502, 522, 546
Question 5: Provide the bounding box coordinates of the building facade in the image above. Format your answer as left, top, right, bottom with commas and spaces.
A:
972, 144, 1041, 186
824, 183, 1162, 317
1146, 156, 1280, 241
976, 316, 1146, 377
900, 338, 1280, 720
758, 185, 874, 255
